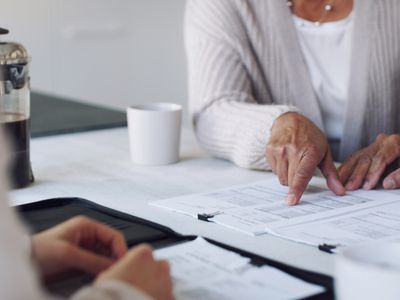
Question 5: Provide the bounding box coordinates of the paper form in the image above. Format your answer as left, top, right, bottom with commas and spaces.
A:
271, 201, 400, 247
151, 177, 399, 236
154, 237, 324, 300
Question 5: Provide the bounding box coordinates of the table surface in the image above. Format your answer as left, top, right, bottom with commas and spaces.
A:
10, 125, 336, 277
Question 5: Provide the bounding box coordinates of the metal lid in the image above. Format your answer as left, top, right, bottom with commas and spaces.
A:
0, 28, 30, 65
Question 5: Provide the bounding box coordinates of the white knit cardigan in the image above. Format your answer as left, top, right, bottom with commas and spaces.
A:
185, 0, 400, 169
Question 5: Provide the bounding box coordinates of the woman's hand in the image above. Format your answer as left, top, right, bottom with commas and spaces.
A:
266, 112, 345, 205
32, 216, 127, 280
338, 133, 400, 190
96, 245, 174, 300
33, 217, 174, 299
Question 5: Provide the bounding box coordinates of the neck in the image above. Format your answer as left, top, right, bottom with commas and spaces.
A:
291, 0, 354, 23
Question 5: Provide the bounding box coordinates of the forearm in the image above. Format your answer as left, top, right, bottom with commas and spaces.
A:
194, 98, 298, 170
186, 2, 299, 169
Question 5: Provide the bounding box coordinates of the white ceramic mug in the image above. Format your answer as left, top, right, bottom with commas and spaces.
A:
127, 103, 182, 165
335, 243, 400, 300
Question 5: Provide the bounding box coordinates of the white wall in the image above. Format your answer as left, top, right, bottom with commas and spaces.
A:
0, 0, 188, 117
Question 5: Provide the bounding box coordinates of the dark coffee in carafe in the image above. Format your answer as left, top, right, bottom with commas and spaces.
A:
0, 28, 34, 188
1, 112, 33, 188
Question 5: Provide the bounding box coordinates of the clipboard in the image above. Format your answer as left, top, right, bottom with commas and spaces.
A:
16, 197, 334, 300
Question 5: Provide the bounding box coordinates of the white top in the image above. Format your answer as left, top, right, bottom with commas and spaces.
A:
293, 13, 355, 143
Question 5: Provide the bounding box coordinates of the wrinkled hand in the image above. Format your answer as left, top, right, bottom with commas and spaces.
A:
97, 244, 174, 300
266, 112, 345, 205
338, 133, 400, 190
32, 216, 127, 280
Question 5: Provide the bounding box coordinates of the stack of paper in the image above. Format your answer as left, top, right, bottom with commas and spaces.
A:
155, 238, 324, 300
150, 178, 400, 248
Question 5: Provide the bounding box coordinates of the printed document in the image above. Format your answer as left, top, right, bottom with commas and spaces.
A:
155, 237, 324, 300
272, 200, 400, 247
150, 178, 400, 247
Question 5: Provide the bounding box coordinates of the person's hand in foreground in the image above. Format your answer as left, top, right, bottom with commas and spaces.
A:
32, 216, 174, 300
338, 133, 400, 191
97, 244, 174, 300
32, 216, 127, 279
266, 112, 346, 206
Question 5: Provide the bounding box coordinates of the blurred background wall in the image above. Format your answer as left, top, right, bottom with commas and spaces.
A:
0, 0, 188, 117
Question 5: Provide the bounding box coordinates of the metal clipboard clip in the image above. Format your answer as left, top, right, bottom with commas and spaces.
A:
318, 243, 340, 254
197, 211, 224, 222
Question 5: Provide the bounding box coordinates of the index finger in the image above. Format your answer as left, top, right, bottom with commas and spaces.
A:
287, 151, 319, 206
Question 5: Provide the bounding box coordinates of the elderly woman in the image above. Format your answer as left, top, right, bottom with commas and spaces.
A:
186, 0, 400, 205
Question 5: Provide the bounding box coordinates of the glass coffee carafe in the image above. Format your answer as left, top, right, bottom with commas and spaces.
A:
0, 27, 34, 188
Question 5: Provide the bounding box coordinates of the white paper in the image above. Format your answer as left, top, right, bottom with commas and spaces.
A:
150, 178, 400, 247
151, 178, 398, 234
155, 238, 324, 300
273, 201, 400, 247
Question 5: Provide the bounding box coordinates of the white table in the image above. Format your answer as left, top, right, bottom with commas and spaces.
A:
10, 127, 335, 277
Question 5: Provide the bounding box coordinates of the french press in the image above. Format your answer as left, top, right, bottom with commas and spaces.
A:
0, 27, 34, 188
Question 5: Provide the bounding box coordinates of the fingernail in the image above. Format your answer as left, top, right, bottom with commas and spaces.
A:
140, 248, 153, 260
384, 179, 396, 190
363, 181, 371, 190
332, 179, 345, 194
286, 194, 297, 206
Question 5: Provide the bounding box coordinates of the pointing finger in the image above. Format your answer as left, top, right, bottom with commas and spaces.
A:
287, 148, 319, 206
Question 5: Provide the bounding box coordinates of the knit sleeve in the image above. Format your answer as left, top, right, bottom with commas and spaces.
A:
185, 0, 298, 170
71, 280, 153, 300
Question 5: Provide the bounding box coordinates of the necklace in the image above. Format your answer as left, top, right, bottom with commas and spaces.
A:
287, 0, 336, 26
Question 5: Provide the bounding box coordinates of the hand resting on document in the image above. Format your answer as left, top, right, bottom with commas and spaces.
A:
339, 133, 400, 191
